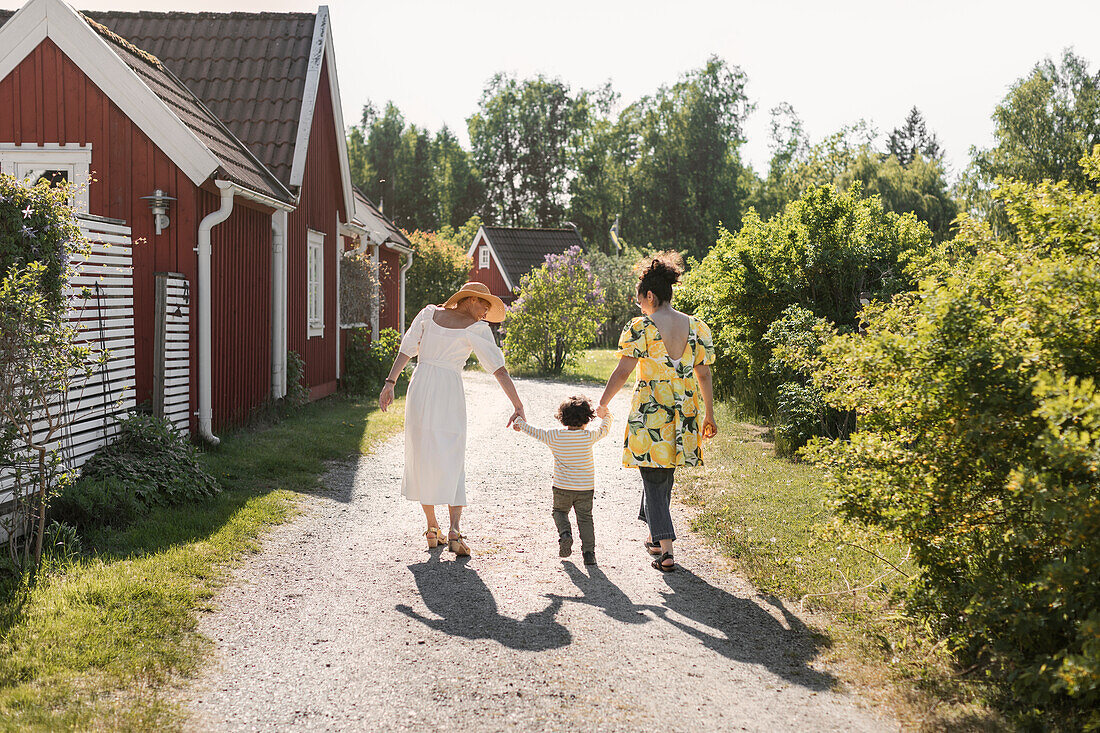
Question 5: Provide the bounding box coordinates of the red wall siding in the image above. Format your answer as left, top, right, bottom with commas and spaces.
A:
378, 247, 401, 331
286, 58, 345, 398
469, 235, 513, 303
1, 40, 275, 432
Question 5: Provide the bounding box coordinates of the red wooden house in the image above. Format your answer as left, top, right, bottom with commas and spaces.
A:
466, 226, 586, 305
0, 0, 411, 442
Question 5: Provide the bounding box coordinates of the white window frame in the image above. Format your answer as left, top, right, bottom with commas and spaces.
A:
307, 229, 325, 338
0, 143, 92, 213
479, 245, 490, 269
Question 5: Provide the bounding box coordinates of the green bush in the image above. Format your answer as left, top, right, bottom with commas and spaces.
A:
804, 151, 1100, 724
52, 414, 220, 529
286, 350, 309, 407
342, 327, 404, 395
677, 183, 932, 418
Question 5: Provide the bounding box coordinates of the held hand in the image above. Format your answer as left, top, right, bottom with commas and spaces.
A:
701, 414, 718, 440
379, 383, 395, 412
507, 405, 525, 427
595, 404, 609, 419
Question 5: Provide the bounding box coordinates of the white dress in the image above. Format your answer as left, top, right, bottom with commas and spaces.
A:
398, 305, 506, 505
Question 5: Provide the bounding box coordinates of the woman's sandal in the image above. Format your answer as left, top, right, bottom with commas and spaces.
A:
425, 526, 444, 549
652, 551, 675, 572
448, 532, 470, 557
643, 539, 663, 556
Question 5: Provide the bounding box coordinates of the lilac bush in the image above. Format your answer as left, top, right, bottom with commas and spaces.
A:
502, 245, 606, 374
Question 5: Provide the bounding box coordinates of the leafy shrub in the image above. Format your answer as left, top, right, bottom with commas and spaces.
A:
804, 151, 1100, 723
52, 414, 220, 529
286, 350, 309, 407
503, 245, 606, 374
404, 225, 475, 317
677, 183, 932, 417
343, 327, 405, 395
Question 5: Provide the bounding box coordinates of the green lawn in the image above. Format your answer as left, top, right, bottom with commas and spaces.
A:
507, 347, 622, 385
0, 395, 405, 731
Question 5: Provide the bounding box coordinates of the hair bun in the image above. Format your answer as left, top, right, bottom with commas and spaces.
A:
635, 251, 683, 304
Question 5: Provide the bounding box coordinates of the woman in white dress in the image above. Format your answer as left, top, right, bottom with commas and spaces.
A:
378, 282, 524, 556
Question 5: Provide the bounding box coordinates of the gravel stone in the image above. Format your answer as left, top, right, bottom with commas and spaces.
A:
181, 372, 897, 732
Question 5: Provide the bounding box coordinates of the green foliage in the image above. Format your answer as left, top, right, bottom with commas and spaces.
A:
678, 182, 932, 417
805, 152, 1100, 722
621, 55, 754, 260
961, 49, 1100, 230
286, 351, 309, 408
404, 226, 473, 317
342, 327, 406, 395
583, 247, 644, 345
53, 414, 220, 530
503, 246, 607, 374
568, 84, 633, 253
469, 73, 586, 226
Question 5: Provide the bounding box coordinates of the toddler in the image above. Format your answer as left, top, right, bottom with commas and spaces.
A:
513, 396, 613, 565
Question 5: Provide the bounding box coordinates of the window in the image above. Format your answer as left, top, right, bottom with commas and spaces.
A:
307, 229, 325, 338
0, 143, 91, 212
479, 245, 490, 269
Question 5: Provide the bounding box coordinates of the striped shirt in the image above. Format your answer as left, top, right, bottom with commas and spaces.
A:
513, 415, 614, 492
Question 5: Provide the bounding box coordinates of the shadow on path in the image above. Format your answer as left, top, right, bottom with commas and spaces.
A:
396, 551, 571, 651
653, 566, 838, 691
548, 561, 654, 625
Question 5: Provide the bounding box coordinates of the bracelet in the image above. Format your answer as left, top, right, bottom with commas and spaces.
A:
384, 378, 396, 385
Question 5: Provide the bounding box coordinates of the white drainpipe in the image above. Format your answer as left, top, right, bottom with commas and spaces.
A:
271, 209, 288, 399
400, 251, 413, 333
196, 180, 235, 446
371, 242, 380, 341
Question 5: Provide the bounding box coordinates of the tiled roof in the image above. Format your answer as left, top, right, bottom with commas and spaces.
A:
0, 9, 293, 203
482, 227, 586, 287
82, 11, 316, 188
352, 188, 413, 250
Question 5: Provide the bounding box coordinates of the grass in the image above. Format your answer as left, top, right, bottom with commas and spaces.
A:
0, 394, 405, 731
682, 402, 1004, 730
507, 347, 622, 385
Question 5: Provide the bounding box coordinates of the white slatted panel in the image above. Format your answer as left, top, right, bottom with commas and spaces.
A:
162, 275, 191, 436
1, 217, 138, 542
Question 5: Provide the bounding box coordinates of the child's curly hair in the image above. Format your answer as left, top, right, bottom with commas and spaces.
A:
556, 395, 595, 428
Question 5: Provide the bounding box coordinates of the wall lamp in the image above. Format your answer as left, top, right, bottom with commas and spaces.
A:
141, 189, 177, 235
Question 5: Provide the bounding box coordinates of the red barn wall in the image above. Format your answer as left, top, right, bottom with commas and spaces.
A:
378, 247, 401, 331
1, 39, 275, 432
469, 235, 513, 303
286, 58, 345, 400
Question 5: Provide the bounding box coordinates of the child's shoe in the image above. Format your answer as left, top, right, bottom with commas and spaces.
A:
583, 550, 597, 566
559, 533, 573, 558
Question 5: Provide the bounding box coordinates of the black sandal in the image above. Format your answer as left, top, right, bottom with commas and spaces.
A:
643, 539, 662, 555
652, 552, 675, 572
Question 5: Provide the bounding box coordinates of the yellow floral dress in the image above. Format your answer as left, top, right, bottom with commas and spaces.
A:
617, 314, 715, 468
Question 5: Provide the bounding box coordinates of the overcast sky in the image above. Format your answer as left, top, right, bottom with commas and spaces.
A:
9, 0, 1100, 178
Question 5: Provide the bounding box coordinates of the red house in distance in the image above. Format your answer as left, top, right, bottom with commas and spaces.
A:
466, 225, 586, 306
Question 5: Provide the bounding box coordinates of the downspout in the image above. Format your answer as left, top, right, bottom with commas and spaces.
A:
196, 180, 235, 446
271, 209, 288, 399
370, 242, 380, 341
397, 248, 413, 333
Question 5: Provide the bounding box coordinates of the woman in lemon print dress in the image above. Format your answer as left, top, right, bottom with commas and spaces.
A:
597, 252, 717, 572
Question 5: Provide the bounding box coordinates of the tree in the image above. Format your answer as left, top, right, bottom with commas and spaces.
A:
623, 55, 754, 260
432, 127, 484, 230
468, 73, 586, 226
502, 246, 606, 374
403, 227, 473, 317
961, 49, 1100, 226
886, 106, 942, 165
805, 151, 1100, 724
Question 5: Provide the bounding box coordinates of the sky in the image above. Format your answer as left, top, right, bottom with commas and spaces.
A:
9, 0, 1100, 178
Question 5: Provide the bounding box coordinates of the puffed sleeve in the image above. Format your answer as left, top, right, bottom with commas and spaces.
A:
399, 305, 433, 358
693, 317, 716, 366
468, 321, 506, 373
616, 317, 648, 359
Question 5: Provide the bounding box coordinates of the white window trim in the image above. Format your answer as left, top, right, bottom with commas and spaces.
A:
479, 245, 490, 269
0, 143, 91, 212
307, 228, 325, 338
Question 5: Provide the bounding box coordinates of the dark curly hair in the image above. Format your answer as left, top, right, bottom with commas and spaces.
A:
635, 251, 684, 305
556, 395, 595, 428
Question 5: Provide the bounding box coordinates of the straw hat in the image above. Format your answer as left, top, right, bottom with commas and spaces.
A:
442, 281, 507, 323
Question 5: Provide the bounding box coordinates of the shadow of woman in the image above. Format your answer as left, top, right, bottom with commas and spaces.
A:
652, 566, 837, 691
395, 553, 571, 652
547, 561, 656, 625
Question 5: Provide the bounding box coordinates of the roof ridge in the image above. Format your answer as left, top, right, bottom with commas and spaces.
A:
81, 13, 163, 67
484, 225, 578, 232
85, 10, 317, 19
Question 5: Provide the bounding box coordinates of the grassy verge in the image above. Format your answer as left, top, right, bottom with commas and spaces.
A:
682, 403, 1003, 731
0, 395, 404, 731
507, 347, 621, 385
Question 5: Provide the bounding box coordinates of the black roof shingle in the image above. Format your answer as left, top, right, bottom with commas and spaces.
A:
481, 227, 586, 287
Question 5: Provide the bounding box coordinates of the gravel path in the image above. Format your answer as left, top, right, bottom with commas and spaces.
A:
182, 372, 897, 732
